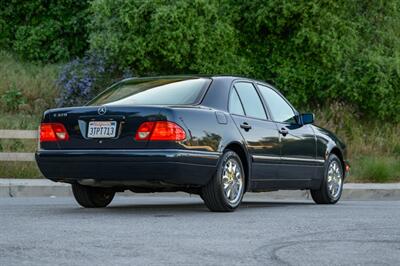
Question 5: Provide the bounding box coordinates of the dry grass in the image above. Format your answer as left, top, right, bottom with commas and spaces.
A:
0, 162, 42, 178
0, 139, 37, 152
314, 102, 400, 158
0, 50, 59, 115
348, 156, 400, 183
314, 102, 400, 182
0, 114, 41, 130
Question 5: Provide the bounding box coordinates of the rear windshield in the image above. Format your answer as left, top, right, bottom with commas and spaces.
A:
88, 78, 211, 106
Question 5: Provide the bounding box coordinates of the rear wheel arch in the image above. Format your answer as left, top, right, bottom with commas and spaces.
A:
223, 142, 250, 192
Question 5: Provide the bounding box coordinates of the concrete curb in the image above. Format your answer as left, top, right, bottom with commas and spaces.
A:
0, 179, 400, 200
0, 179, 71, 198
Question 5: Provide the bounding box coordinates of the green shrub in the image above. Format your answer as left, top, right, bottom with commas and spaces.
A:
57, 53, 131, 107
0, 16, 8, 48
1, 84, 26, 112
0, 0, 89, 62
89, 0, 250, 75
393, 145, 400, 157
89, 0, 400, 121
229, 0, 400, 121
2, 0, 399, 121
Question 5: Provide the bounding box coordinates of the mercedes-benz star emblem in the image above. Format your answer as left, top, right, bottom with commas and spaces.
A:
98, 106, 107, 115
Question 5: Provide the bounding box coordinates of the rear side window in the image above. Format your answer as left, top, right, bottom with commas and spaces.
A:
234, 82, 266, 119
229, 88, 245, 116
88, 78, 211, 106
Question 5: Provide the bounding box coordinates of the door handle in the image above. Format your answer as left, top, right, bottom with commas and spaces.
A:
279, 127, 289, 136
240, 122, 252, 131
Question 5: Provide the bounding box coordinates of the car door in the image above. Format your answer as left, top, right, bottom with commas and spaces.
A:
257, 84, 317, 186
228, 81, 281, 187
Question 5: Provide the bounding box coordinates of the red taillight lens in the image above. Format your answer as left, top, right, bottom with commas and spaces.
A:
135, 122, 155, 141
151, 121, 186, 141
135, 121, 186, 141
40, 123, 69, 142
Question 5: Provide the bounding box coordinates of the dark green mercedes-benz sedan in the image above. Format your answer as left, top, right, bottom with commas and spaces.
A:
36, 76, 349, 212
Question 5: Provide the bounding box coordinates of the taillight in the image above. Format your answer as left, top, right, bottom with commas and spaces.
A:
135, 121, 186, 141
40, 123, 69, 142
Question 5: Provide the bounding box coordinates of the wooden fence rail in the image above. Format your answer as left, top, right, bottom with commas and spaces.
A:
0, 130, 37, 162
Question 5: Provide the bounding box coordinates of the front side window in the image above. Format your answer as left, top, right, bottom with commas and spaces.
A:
234, 82, 266, 120
88, 78, 210, 106
258, 85, 296, 123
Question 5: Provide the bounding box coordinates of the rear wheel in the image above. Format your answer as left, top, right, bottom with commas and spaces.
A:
311, 154, 343, 204
72, 183, 115, 208
201, 150, 245, 212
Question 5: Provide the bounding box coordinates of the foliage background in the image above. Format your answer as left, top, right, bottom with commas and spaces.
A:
87, 0, 400, 121
0, 0, 399, 181
0, 0, 89, 62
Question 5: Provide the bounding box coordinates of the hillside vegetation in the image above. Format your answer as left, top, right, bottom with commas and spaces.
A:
88, 0, 400, 121
0, 52, 398, 182
0, 1, 399, 181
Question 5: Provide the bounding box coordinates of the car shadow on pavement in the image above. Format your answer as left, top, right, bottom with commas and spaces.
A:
241, 201, 314, 208
109, 200, 313, 210
57, 200, 315, 215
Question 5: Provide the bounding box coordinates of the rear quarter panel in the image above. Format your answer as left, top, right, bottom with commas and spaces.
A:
160, 107, 245, 154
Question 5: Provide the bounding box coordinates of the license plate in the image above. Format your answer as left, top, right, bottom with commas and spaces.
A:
87, 121, 117, 138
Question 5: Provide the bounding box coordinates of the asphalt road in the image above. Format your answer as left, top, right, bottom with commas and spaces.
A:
0, 194, 399, 266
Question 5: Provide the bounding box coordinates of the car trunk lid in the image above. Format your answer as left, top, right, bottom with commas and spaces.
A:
41, 105, 176, 150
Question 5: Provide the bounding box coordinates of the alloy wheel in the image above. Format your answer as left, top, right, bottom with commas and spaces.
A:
327, 160, 343, 199
221, 158, 244, 206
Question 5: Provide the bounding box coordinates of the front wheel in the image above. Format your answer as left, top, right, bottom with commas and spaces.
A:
72, 183, 115, 208
311, 154, 344, 204
201, 150, 245, 212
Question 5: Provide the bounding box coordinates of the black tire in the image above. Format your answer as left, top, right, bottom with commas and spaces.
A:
72, 183, 115, 208
311, 154, 343, 204
201, 150, 245, 212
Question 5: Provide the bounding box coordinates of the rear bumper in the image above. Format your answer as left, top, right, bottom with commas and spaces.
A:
35, 149, 220, 186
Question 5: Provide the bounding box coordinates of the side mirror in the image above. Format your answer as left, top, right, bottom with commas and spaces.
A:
299, 113, 314, 125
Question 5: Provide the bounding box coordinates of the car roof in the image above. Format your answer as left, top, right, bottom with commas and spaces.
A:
117, 75, 273, 88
